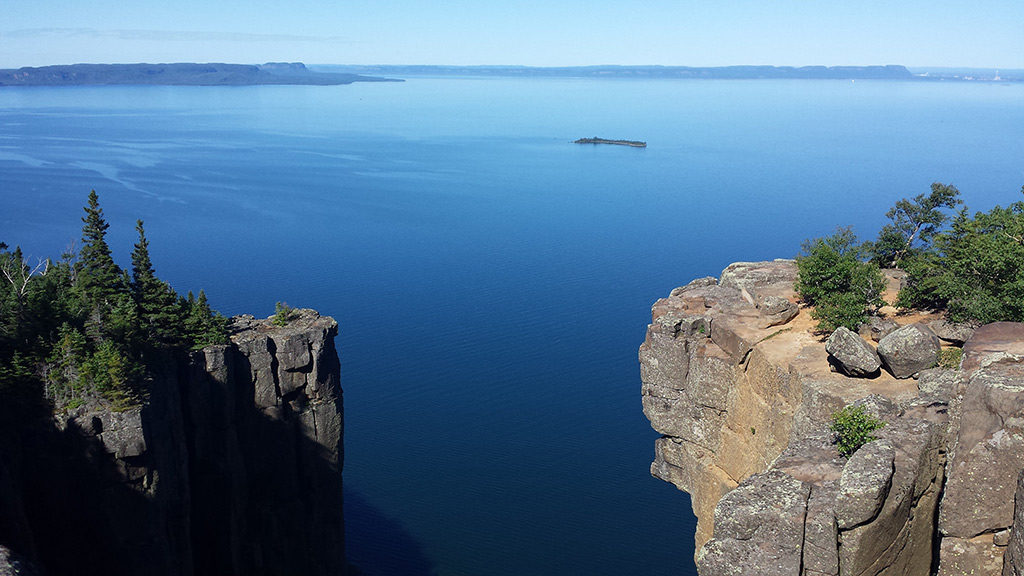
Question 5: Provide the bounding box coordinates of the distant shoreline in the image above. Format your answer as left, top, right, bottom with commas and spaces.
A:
0, 62, 400, 87
312, 64, 1024, 83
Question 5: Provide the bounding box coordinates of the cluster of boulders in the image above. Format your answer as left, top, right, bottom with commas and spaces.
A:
826, 319, 974, 379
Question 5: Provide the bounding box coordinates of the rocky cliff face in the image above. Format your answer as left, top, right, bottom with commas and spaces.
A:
0, 309, 344, 576
641, 261, 1024, 576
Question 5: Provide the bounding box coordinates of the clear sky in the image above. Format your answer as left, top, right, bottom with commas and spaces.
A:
2, 0, 1023, 69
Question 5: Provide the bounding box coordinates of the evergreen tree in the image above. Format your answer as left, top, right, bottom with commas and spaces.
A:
77, 190, 123, 307
184, 290, 229, 349
130, 220, 182, 345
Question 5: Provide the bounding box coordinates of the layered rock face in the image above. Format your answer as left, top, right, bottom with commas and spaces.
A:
641, 262, 1024, 576
0, 309, 344, 576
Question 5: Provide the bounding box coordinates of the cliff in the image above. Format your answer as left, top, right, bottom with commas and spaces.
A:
0, 309, 344, 576
641, 261, 1024, 575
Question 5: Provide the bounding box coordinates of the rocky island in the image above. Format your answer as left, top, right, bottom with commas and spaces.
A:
641, 260, 1024, 575
573, 137, 647, 148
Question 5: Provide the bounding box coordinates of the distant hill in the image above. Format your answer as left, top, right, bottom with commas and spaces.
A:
312, 64, 916, 80
0, 62, 401, 86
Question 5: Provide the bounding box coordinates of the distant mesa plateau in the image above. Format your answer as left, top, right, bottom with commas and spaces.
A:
574, 137, 647, 148
0, 62, 401, 86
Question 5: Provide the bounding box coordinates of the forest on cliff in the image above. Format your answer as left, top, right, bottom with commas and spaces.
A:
0, 191, 229, 425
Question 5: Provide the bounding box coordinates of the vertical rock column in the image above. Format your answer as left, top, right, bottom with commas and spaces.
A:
224, 309, 345, 576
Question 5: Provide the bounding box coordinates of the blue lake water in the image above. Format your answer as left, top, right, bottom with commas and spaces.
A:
2, 77, 1023, 576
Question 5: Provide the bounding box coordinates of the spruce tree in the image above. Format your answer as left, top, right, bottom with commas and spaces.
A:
77, 191, 123, 309
130, 220, 182, 346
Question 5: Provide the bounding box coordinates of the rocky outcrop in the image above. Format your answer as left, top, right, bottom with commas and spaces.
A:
642, 261, 1024, 576
0, 309, 345, 576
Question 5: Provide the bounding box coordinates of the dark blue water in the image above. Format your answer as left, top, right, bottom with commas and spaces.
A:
2, 78, 1023, 576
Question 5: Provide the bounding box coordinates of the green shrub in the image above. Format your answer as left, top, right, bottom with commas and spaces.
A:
795, 227, 887, 333
830, 405, 886, 457
273, 301, 294, 327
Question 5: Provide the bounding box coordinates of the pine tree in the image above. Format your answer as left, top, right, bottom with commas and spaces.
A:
77, 191, 124, 315
130, 220, 183, 346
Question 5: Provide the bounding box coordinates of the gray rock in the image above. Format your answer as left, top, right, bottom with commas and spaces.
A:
940, 354, 1024, 539
0, 546, 41, 576
826, 327, 882, 377
718, 260, 798, 302
930, 319, 977, 345
859, 316, 900, 342
757, 294, 799, 328
835, 439, 896, 529
697, 469, 810, 576
1003, 469, 1024, 576
877, 324, 941, 379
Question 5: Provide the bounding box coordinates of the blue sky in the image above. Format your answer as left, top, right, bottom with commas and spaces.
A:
2, 1, 1023, 69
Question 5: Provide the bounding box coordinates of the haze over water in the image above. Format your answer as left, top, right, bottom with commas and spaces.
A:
2, 77, 1023, 575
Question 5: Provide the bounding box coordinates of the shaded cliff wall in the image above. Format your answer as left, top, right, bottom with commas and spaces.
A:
642, 262, 1024, 576
0, 309, 344, 576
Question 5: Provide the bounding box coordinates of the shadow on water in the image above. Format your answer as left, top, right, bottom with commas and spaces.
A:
344, 486, 437, 576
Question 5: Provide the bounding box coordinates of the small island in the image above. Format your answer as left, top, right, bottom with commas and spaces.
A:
573, 137, 647, 148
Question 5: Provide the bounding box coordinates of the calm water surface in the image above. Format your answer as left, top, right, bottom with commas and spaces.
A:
2, 78, 1023, 576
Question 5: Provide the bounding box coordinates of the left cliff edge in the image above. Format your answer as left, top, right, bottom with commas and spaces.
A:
0, 308, 345, 576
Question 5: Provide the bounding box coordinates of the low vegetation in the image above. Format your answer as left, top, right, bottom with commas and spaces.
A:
831, 405, 886, 457
0, 191, 229, 415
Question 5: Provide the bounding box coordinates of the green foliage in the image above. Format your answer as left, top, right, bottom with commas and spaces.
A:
1, 191, 232, 414
795, 227, 887, 333
866, 182, 962, 268
185, 290, 230, 349
273, 301, 294, 327
76, 190, 124, 308
830, 405, 886, 457
899, 187, 1024, 323
937, 347, 963, 370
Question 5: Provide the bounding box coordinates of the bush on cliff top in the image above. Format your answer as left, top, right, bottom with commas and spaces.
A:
795, 227, 886, 334
831, 405, 886, 457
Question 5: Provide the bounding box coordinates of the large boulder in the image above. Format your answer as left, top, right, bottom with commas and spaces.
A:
834, 439, 895, 529
877, 324, 941, 379
826, 327, 882, 377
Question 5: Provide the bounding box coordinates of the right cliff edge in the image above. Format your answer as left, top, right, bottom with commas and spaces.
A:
641, 259, 1024, 576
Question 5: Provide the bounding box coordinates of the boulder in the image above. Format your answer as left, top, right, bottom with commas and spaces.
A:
929, 319, 977, 345
825, 327, 882, 377
859, 316, 900, 342
757, 294, 799, 328
834, 439, 896, 529
877, 324, 941, 379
